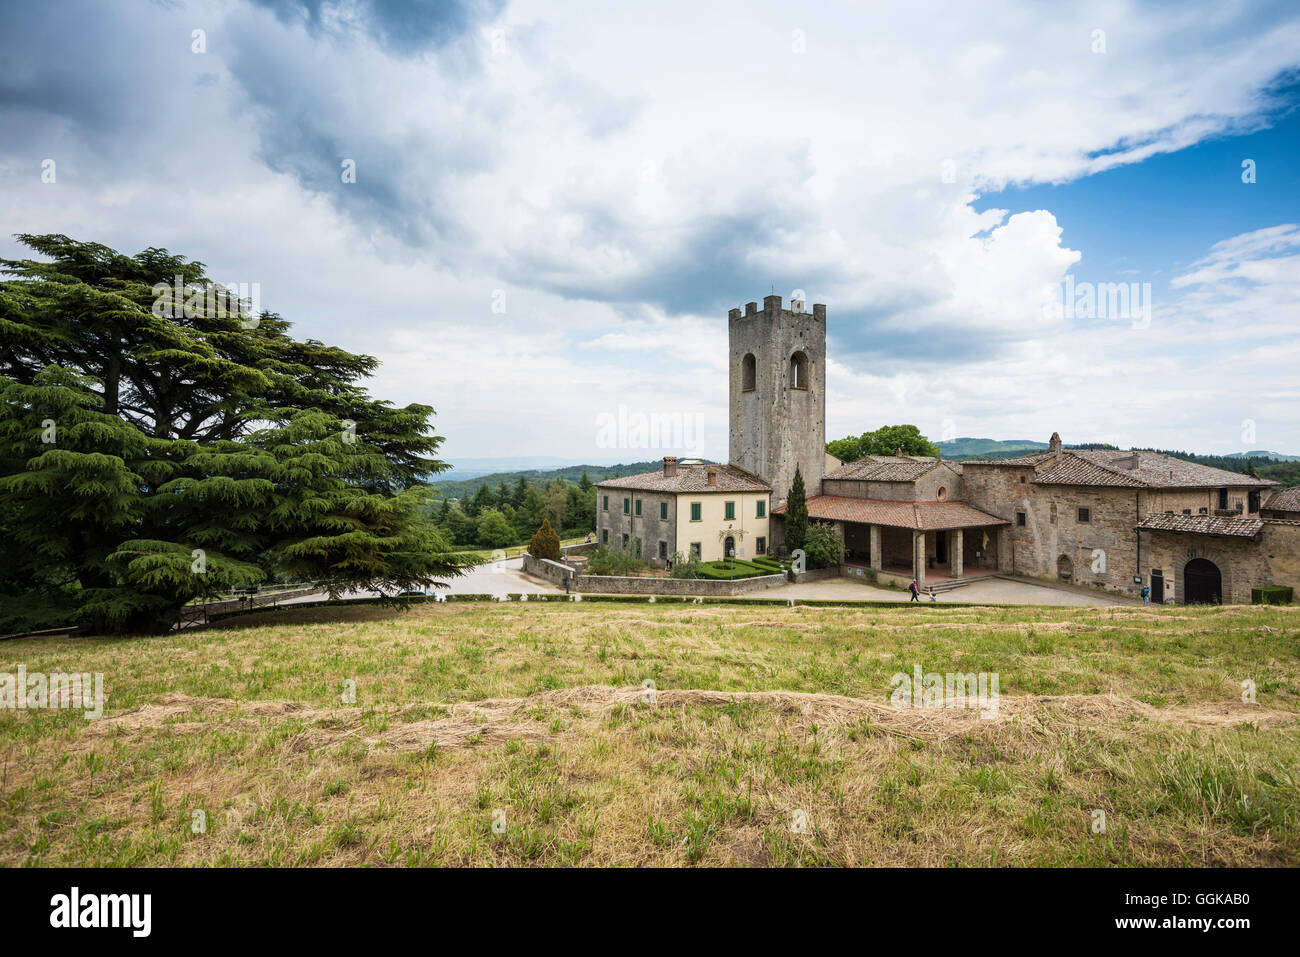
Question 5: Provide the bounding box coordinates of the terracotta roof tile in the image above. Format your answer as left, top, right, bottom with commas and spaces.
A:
773, 495, 1008, 530
824, 455, 958, 482
1263, 487, 1300, 512
1135, 514, 1264, 538
595, 463, 770, 493
966, 450, 1275, 489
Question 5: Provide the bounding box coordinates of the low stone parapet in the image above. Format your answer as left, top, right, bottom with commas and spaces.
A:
522, 554, 786, 596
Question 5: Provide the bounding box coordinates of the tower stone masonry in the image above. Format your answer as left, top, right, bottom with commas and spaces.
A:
728, 294, 826, 507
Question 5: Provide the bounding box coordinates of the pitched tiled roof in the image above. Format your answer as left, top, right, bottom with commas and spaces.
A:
824, 455, 960, 482
1135, 514, 1264, 538
966, 449, 1275, 489
963, 452, 1055, 467
1263, 487, 1300, 512
773, 495, 1008, 530
595, 463, 770, 493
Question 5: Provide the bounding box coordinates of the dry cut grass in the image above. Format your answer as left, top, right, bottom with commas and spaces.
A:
1, 600, 1298, 866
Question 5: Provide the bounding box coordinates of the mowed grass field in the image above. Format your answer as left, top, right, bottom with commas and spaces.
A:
2, 601, 1298, 867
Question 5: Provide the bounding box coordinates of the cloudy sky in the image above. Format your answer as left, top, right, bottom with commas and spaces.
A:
2, 0, 1298, 462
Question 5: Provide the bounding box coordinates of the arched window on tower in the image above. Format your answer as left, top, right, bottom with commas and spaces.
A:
741, 353, 756, 392
789, 351, 809, 390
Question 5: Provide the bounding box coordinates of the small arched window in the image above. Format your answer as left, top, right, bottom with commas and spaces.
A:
741, 353, 756, 392
936, 486, 947, 500
790, 351, 809, 390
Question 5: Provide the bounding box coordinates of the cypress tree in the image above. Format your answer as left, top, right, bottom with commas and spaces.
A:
785, 466, 808, 553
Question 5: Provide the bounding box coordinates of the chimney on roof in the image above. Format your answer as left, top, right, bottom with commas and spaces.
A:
1049, 432, 1062, 453
663, 456, 677, 478
707, 467, 718, 487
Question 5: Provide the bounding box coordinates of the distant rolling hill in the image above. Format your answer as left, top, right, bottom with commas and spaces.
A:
1228, 450, 1300, 462
937, 438, 1049, 459
430, 459, 716, 500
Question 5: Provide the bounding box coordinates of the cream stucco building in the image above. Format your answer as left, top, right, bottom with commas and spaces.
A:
595, 458, 770, 564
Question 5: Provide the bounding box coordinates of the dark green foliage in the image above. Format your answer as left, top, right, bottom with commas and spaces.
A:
0, 234, 472, 633
1252, 586, 1293, 605
668, 551, 705, 579
476, 509, 516, 548
802, 522, 843, 569
785, 466, 807, 553
585, 547, 645, 576
826, 424, 939, 462
528, 519, 561, 562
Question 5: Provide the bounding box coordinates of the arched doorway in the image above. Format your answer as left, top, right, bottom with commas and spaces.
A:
724, 536, 735, 558
1183, 558, 1222, 605
1056, 554, 1073, 582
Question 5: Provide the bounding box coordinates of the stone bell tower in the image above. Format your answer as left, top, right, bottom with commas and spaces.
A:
728, 294, 826, 507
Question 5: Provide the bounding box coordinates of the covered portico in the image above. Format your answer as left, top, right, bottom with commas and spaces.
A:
777, 495, 1011, 584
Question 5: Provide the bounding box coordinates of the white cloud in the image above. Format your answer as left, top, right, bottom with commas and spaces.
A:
2, 0, 1299, 457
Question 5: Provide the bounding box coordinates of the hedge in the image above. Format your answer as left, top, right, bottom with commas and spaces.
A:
1252, 586, 1293, 605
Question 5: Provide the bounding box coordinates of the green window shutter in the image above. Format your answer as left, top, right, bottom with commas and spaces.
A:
660, 502, 668, 520
602, 495, 608, 511
725, 501, 735, 520
691, 503, 701, 522
635, 499, 642, 516
624, 498, 629, 514
757, 500, 765, 518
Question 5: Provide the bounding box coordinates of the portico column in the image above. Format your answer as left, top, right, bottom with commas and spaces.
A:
952, 529, 963, 578
913, 530, 926, 583
870, 524, 882, 571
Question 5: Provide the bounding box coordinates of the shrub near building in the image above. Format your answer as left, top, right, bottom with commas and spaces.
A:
527, 519, 562, 562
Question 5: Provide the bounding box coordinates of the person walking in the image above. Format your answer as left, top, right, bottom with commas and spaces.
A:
909, 579, 920, 602
1141, 584, 1150, 605
928, 586, 937, 602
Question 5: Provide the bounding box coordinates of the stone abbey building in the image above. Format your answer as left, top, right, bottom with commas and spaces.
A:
597, 295, 1299, 603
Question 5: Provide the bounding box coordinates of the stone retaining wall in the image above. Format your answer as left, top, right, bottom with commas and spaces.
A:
523, 554, 786, 596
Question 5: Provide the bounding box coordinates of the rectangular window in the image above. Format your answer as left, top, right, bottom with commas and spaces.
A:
602, 495, 608, 511
689, 542, 701, 560
1182, 509, 1191, 515
622, 533, 629, 548
690, 502, 702, 522
658, 540, 667, 560
1077, 507, 1091, 524
1249, 489, 1261, 513
602, 529, 608, 544
724, 501, 735, 520
635, 499, 641, 516
756, 500, 766, 518
623, 497, 629, 514
1020, 475, 1027, 484
756, 536, 766, 555
1015, 511, 1026, 527
634, 538, 641, 558
1218, 488, 1229, 509
660, 502, 668, 520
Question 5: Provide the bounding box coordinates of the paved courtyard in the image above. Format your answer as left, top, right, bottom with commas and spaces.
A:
760, 575, 1130, 606
278, 560, 1132, 607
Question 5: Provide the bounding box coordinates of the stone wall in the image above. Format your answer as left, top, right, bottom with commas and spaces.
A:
965, 460, 1289, 601
963, 465, 1143, 595
822, 464, 962, 502
1263, 521, 1300, 589
596, 489, 677, 564
523, 554, 786, 596
729, 296, 826, 507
